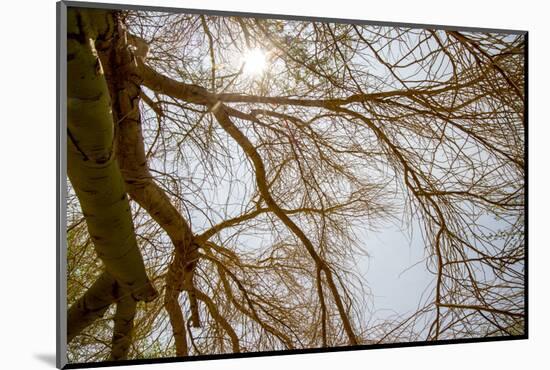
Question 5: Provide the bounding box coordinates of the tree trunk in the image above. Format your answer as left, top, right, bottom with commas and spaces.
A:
67, 8, 157, 302
67, 271, 116, 342
95, 19, 201, 336
110, 295, 137, 360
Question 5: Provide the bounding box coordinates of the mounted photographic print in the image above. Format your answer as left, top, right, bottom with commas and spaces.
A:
56, 1, 527, 368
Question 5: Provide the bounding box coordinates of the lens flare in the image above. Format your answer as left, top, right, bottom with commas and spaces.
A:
242, 48, 267, 76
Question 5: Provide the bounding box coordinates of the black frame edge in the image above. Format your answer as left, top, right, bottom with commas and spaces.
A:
63, 335, 528, 369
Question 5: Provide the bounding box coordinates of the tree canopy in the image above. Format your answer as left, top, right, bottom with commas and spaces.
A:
65, 7, 525, 363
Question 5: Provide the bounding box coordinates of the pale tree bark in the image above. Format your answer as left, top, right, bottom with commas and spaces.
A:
66, 8, 157, 358
164, 263, 189, 356
67, 271, 116, 343
93, 17, 201, 356
110, 294, 137, 360
67, 8, 156, 301
67, 270, 139, 356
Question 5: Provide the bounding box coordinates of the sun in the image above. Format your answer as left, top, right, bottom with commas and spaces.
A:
242, 48, 268, 76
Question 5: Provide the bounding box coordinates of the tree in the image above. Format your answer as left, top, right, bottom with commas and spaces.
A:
65, 7, 525, 363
